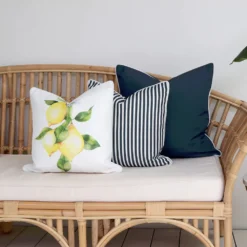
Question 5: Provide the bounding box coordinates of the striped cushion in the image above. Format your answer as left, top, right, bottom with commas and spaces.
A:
88, 80, 172, 167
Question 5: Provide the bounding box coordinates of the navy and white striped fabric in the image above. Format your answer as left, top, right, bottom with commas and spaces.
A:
88, 80, 172, 167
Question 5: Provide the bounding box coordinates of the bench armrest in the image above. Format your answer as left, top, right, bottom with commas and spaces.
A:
220, 101, 247, 204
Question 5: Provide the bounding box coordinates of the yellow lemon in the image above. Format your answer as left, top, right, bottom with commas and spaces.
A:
42, 129, 59, 156
59, 125, 84, 161
46, 102, 67, 126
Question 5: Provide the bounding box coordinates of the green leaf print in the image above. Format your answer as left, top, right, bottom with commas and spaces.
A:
82, 134, 100, 150
75, 106, 94, 122
57, 154, 71, 172
54, 116, 72, 143
65, 105, 73, 122
45, 100, 58, 105
54, 125, 69, 143
35, 127, 52, 140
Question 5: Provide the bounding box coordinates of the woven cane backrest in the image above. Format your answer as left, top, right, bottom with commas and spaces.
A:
0, 65, 119, 154
1, 64, 247, 183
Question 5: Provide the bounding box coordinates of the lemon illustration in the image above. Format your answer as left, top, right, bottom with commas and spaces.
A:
42, 129, 59, 156
46, 102, 67, 126
59, 124, 84, 161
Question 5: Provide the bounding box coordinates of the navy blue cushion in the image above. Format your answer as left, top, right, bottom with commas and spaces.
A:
116, 64, 221, 158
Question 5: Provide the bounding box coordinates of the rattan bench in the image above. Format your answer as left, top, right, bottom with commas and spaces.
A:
0, 64, 247, 247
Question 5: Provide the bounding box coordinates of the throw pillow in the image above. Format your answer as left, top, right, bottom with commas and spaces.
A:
88, 80, 172, 167
116, 64, 221, 158
23, 81, 122, 173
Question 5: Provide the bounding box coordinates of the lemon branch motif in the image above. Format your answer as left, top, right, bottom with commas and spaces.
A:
35, 98, 100, 172
74, 106, 93, 122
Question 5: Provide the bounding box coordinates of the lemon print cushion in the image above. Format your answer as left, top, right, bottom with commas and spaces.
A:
23, 81, 122, 173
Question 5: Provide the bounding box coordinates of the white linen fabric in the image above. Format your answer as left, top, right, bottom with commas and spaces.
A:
3, 155, 224, 201
23, 81, 122, 173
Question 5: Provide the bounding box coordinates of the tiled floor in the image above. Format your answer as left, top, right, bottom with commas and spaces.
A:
0, 226, 245, 247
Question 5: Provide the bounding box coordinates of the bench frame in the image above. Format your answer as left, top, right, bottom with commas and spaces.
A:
1, 64, 247, 247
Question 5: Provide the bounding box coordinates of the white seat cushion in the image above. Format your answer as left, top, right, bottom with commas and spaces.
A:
0, 155, 224, 202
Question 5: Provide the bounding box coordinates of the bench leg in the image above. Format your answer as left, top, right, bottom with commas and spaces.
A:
78, 220, 87, 247
224, 218, 233, 247
220, 220, 224, 237
1, 222, 12, 234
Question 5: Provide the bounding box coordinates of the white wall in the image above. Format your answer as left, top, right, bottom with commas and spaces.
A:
0, 0, 247, 228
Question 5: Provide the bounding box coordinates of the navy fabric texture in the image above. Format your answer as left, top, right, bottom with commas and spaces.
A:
116, 65, 160, 97
116, 64, 221, 158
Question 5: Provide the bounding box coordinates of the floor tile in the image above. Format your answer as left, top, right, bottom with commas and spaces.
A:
0, 226, 25, 247
180, 230, 226, 247
233, 230, 247, 247
151, 229, 180, 247
7, 226, 46, 247
106, 230, 128, 247
122, 229, 154, 247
